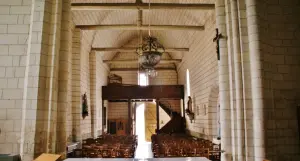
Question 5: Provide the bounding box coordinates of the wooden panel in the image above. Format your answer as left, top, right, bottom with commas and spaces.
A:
102, 107, 106, 126
145, 103, 157, 142
108, 119, 128, 135
102, 85, 184, 100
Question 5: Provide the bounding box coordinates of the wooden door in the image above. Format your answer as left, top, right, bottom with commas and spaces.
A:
144, 103, 157, 142
116, 119, 127, 135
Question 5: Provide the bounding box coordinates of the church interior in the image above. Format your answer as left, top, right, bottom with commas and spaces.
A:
0, 0, 300, 161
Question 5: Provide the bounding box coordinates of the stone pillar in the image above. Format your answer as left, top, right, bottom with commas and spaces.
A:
56, 0, 72, 157
44, 0, 62, 154
245, 0, 266, 160
215, 0, 232, 161
71, 28, 82, 142
89, 51, 97, 138
224, 0, 238, 160
237, 0, 253, 160
20, 0, 61, 160
230, 0, 245, 160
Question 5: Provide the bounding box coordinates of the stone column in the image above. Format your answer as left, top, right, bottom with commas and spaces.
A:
45, 0, 62, 154
215, 0, 232, 161
230, 0, 245, 160
71, 28, 82, 142
56, 0, 73, 157
89, 51, 97, 138
224, 0, 238, 160
245, 0, 266, 160
20, 0, 60, 160
237, 0, 253, 160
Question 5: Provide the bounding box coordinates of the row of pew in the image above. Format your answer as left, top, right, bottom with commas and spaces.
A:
69, 134, 138, 158
151, 134, 220, 160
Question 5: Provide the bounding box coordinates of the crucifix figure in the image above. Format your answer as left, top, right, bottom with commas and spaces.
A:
213, 28, 223, 61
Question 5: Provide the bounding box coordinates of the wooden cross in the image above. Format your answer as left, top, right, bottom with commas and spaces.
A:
213, 28, 222, 61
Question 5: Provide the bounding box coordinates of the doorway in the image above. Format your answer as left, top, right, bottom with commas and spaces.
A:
134, 103, 153, 158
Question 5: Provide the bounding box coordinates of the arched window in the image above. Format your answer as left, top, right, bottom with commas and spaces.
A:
186, 69, 191, 96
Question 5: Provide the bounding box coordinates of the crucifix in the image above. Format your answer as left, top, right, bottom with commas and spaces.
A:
213, 28, 223, 61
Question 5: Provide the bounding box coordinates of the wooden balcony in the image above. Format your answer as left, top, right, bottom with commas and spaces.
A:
102, 85, 184, 100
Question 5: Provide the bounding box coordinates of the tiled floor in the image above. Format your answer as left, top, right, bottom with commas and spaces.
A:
65, 158, 210, 161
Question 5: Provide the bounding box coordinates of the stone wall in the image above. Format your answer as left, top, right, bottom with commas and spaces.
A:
108, 102, 130, 120
259, 0, 300, 160
150, 70, 181, 114
149, 70, 177, 85
0, 1, 108, 160
0, 0, 32, 155
95, 54, 109, 135
216, 0, 300, 161
177, 11, 218, 140
107, 71, 138, 120
80, 30, 93, 139
71, 28, 81, 142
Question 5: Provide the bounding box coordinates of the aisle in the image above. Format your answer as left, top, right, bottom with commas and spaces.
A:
134, 142, 153, 159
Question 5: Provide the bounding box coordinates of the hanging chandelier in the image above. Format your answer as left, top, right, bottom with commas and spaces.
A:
136, 36, 165, 69
135, 0, 165, 77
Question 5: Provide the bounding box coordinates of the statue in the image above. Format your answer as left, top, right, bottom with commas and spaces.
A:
82, 93, 88, 119
185, 96, 195, 123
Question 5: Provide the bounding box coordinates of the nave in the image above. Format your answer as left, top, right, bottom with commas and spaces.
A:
0, 0, 300, 161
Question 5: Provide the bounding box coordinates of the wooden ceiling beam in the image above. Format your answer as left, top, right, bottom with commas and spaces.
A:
76, 24, 204, 31
71, 3, 215, 11
103, 59, 181, 64
92, 47, 189, 52
110, 67, 176, 71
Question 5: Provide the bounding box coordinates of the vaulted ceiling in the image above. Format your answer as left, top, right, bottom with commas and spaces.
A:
71, 0, 215, 69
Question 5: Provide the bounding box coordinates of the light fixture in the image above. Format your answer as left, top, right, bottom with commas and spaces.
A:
136, 0, 164, 77
137, 36, 164, 68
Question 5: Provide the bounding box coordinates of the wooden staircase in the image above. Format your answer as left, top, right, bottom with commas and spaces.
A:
158, 101, 186, 134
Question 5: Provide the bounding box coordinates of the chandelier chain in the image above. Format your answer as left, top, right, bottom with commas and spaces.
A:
148, 0, 151, 37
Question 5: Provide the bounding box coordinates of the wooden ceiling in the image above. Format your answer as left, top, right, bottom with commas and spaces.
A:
71, 0, 215, 69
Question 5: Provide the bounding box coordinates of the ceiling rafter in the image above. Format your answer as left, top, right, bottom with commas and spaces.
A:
73, 0, 210, 65
92, 47, 189, 52
71, 1, 215, 11
103, 59, 182, 64
77, 24, 204, 31
110, 67, 176, 71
